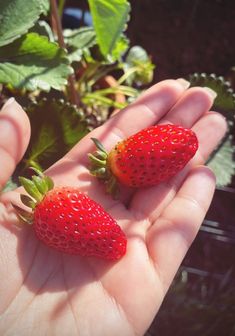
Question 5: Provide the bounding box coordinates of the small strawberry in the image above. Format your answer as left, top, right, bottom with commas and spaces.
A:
88, 124, 198, 194
14, 169, 127, 260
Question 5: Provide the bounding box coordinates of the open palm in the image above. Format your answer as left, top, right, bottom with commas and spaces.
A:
0, 80, 226, 336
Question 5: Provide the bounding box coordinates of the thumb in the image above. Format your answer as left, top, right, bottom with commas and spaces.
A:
0, 98, 31, 191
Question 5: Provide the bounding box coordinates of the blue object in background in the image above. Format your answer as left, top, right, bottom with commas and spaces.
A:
62, 7, 92, 29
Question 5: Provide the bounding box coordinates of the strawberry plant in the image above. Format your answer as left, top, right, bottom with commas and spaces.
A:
188, 73, 235, 186
0, 0, 154, 176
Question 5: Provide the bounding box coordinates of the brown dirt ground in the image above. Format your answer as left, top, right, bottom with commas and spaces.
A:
127, 0, 235, 83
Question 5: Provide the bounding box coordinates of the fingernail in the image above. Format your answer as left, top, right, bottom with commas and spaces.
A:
203, 87, 217, 100
2, 97, 15, 110
176, 78, 190, 90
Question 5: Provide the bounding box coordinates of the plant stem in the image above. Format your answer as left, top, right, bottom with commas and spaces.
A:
117, 66, 139, 85
87, 64, 118, 87
50, 0, 80, 106
58, 0, 66, 18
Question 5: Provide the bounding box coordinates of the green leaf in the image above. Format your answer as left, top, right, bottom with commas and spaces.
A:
123, 45, 155, 85
27, 123, 58, 170
207, 136, 235, 187
189, 73, 235, 186
59, 108, 89, 147
40, 0, 50, 15
64, 27, 97, 63
0, 0, 50, 47
21, 98, 89, 172
126, 45, 149, 64
30, 21, 55, 42
88, 0, 130, 57
111, 34, 129, 60
0, 33, 72, 91
189, 73, 235, 125
64, 27, 96, 49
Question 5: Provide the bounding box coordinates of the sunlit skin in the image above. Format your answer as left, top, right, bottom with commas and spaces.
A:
0, 80, 226, 336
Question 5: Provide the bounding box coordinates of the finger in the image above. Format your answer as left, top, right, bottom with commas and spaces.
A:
104, 78, 188, 139
130, 111, 227, 222
59, 84, 218, 207
146, 166, 216, 293
0, 98, 31, 191
44, 80, 188, 205
130, 86, 217, 210
159, 87, 216, 127
65, 79, 188, 162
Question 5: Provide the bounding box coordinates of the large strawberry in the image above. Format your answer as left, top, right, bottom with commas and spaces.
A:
14, 170, 127, 260
89, 124, 198, 194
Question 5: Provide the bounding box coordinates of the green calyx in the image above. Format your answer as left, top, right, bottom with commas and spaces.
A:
88, 138, 109, 178
88, 138, 119, 198
12, 168, 54, 225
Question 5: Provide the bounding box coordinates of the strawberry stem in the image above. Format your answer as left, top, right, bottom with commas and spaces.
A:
19, 177, 43, 202
91, 138, 108, 155
106, 175, 119, 199
11, 204, 34, 225
88, 153, 107, 167
14, 169, 55, 225
88, 138, 109, 180
88, 138, 120, 198
20, 194, 36, 209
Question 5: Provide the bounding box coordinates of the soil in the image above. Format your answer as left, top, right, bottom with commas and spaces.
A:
127, 0, 235, 83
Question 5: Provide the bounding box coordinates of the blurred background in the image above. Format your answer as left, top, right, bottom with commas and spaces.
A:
128, 0, 235, 82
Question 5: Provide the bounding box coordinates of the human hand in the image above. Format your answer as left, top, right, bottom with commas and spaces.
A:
0, 80, 227, 336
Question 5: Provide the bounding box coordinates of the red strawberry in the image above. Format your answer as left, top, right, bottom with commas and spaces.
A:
89, 124, 198, 194
14, 170, 126, 260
